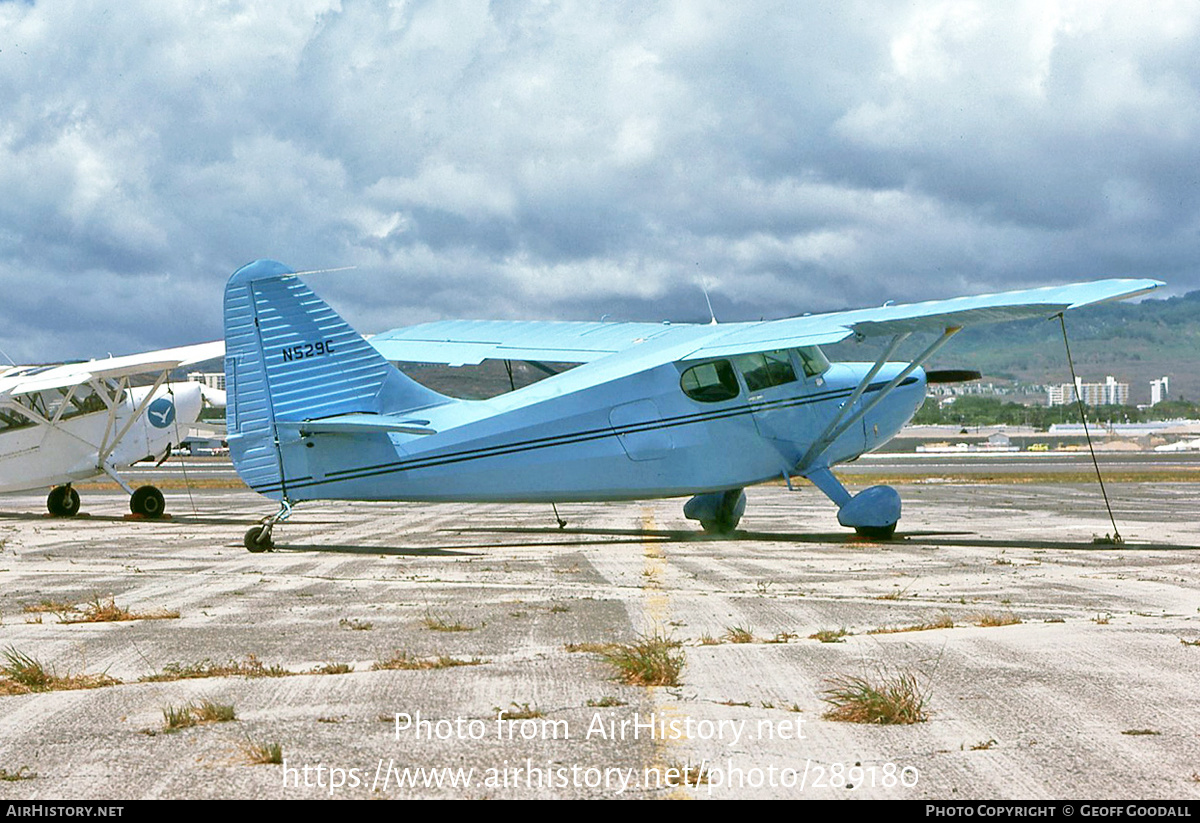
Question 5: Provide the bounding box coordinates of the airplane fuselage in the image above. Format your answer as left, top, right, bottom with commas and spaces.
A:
257, 356, 925, 504
0, 382, 203, 493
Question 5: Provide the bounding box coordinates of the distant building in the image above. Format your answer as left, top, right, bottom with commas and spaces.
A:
1150, 376, 1169, 406
1047, 376, 1129, 407
187, 371, 225, 391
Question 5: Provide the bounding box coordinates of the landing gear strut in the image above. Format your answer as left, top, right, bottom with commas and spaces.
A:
47, 485, 81, 517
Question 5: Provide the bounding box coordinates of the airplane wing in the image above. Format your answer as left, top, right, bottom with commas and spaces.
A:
369, 320, 695, 366
0, 341, 225, 398
369, 279, 1162, 366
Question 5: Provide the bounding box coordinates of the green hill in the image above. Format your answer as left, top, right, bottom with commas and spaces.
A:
825, 290, 1200, 405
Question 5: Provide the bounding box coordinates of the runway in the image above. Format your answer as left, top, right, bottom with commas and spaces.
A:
0, 481, 1197, 799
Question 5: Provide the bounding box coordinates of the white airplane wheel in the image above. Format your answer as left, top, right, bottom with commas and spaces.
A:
130, 486, 165, 519
244, 526, 273, 553
47, 486, 80, 517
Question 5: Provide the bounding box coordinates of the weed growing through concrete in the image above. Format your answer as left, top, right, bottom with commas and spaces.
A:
0, 767, 36, 781
241, 738, 283, 765
586, 696, 626, 707
722, 625, 755, 644
311, 663, 353, 675
564, 642, 618, 654
60, 596, 178, 624
140, 656, 293, 682
0, 646, 119, 693
809, 628, 849, 643
973, 613, 1022, 628
497, 702, 542, 719
1121, 729, 1160, 736
162, 700, 236, 732
821, 672, 929, 724
868, 615, 955, 635
601, 632, 685, 687
421, 611, 476, 632
371, 651, 483, 671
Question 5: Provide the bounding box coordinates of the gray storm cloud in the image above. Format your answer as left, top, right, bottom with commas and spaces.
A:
0, 0, 1196, 361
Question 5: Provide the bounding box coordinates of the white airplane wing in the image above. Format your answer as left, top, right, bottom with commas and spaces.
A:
0, 341, 225, 399
369, 279, 1162, 366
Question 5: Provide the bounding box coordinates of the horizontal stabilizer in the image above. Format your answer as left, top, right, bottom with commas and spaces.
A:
277, 414, 437, 436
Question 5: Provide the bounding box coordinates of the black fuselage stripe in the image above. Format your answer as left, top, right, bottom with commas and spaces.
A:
252, 376, 919, 495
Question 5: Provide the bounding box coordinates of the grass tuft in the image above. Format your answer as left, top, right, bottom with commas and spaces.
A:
973, 612, 1022, 628
1180, 638, 1200, 647
140, 655, 293, 682
586, 696, 627, 707
162, 699, 237, 732
600, 632, 685, 687
722, 625, 755, 644
0, 646, 119, 693
0, 766, 36, 782
809, 628, 849, 643
241, 738, 283, 765
311, 662, 353, 675
821, 672, 929, 724
60, 596, 179, 624
421, 611, 476, 632
371, 651, 484, 671
868, 615, 954, 635
1121, 728, 1160, 736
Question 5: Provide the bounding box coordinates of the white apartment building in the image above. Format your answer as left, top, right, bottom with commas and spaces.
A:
1047, 376, 1129, 407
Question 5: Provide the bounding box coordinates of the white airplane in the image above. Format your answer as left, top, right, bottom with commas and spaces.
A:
222, 260, 1161, 551
0, 342, 224, 518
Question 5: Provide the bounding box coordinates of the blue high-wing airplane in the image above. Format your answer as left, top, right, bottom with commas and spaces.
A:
223, 260, 1161, 552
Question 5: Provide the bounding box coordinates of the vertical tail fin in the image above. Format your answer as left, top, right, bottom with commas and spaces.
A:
223, 259, 447, 497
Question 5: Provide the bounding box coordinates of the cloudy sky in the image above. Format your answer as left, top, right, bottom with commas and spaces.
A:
1, 0, 1197, 362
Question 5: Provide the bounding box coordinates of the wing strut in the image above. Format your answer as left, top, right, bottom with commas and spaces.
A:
797, 326, 961, 472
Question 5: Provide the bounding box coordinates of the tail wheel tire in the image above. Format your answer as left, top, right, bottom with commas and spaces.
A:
47, 486, 81, 517
244, 526, 273, 553
130, 486, 166, 519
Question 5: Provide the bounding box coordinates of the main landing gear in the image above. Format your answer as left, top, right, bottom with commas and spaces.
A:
683, 488, 747, 534
47, 485, 81, 517
130, 485, 166, 518
46, 483, 167, 518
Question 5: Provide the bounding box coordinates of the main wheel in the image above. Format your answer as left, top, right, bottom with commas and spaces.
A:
47, 486, 81, 517
130, 486, 166, 519
854, 523, 897, 540
244, 525, 273, 553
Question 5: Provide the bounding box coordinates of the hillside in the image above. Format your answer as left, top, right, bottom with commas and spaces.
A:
824, 289, 1200, 405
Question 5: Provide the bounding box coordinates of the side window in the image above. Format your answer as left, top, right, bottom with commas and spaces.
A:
733, 350, 798, 392
680, 360, 741, 403
796, 346, 831, 378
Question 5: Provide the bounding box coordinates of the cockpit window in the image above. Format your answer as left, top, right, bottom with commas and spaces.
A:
680, 360, 741, 403
796, 346, 831, 378
733, 350, 797, 392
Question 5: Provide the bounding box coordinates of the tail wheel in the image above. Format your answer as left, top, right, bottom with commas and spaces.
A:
47, 485, 81, 517
244, 526, 273, 553
130, 486, 166, 519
